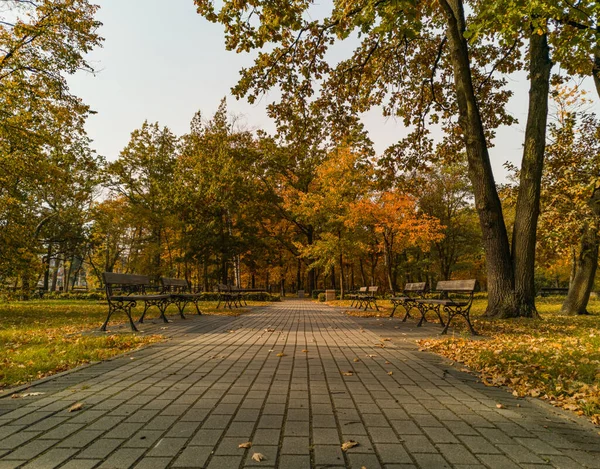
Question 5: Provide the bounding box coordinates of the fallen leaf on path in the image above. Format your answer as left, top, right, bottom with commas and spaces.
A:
341, 440, 359, 451
276, 353, 286, 357
68, 402, 83, 412
302, 350, 309, 353
265, 328, 275, 332
496, 404, 504, 409
252, 453, 265, 462
239, 442, 252, 448
353, 358, 360, 363
387, 371, 393, 376
342, 371, 354, 376
385, 361, 391, 365
382, 338, 391, 341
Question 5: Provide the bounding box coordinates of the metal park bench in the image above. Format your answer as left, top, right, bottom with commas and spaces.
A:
217, 284, 242, 309
415, 279, 478, 335
538, 287, 569, 297
353, 286, 379, 311
390, 282, 427, 320
101, 273, 170, 332
160, 277, 203, 319
348, 287, 367, 307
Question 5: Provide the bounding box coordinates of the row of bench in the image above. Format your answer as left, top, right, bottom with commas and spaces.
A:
348, 280, 478, 335
102, 273, 203, 332
102, 274, 267, 332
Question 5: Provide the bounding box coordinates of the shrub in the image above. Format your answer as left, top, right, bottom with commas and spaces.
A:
318, 293, 326, 302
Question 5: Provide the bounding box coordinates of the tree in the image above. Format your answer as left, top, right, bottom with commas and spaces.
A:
107, 122, 179, 280
0, 0, 102, 291
538, 86, 600, 314
291, 146, 373, 297
176, 100, 265, 286
416, 164, 482, 281
349, 190, 444, 293
194, 0, 567, 317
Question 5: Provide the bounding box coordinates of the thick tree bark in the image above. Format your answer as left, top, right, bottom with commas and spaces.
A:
440, 0, 516, 317
511, 31, 552, 318
593, 51, 600, 98
563, 189, 600, 314
561, 222, 599, 315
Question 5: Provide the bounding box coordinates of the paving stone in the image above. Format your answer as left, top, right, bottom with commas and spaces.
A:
98, 448, 146, 468
281, 437, 310, 454
277, 455, 311, 469
0, 301, 598, 469
2, 439, 58, 460
476, 454, 522, 469
133, 457, 173, 469
375, 443, 413, 463
172, 446, 213, 467
75, 438, 123, 459
347, 452, 383, 469
437, 443, 480, 465
20, 448, 78, 469
59, 460, 101, 469
412, 453, 451, 468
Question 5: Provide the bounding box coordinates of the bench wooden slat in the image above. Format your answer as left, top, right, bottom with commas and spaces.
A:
103, 272, 150, 286
435, 279, 477, 292
161, 277, 188, 288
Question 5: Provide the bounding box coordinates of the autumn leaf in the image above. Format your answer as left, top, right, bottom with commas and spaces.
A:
252, 453, 265, 462
68, 402, 84, 412
341, 440, 359, 451
239, 441, 252, 448
276, 353, 285, 357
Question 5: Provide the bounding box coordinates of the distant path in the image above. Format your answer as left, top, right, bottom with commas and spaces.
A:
0, 299, 598, 469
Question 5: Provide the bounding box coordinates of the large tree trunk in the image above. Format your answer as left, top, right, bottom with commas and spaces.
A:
561, 222, 599, 315
511, 30, 552, 318
440, 0, 517, 317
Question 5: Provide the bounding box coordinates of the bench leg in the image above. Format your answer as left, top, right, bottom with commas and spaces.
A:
175, 300, 187, 319
193, 300, 202, 315
125, 304, 138, 331
390, 302, 398, 317
102, 301, 138, 332
401, 305, 413, 322
100, 309, 113, 332
138, 303, 149, 323
416, 304, 427, 327
441, 307, 477, 335
159, 300, 170, 323
416, 304, 445, 328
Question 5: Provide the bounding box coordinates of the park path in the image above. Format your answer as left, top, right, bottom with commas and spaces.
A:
0, 299, 598, 469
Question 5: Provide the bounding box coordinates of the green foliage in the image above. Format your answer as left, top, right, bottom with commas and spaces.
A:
0, 0, 104, 290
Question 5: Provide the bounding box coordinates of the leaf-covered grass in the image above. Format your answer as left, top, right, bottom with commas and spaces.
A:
0, 299, 264, 389
331, 296, 600, 425
418, 297, 600, 426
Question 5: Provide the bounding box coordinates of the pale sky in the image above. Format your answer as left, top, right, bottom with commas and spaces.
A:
69, 0, 599, 183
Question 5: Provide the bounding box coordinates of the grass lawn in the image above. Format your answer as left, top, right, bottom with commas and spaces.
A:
0, 299, 265, 390
334, 296, 600, 426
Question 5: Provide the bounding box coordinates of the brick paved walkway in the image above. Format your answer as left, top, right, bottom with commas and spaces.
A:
0, 299, 598, 469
